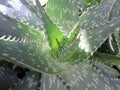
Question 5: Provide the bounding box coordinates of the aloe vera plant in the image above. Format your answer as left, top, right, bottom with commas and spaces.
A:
0, 0, 120, 90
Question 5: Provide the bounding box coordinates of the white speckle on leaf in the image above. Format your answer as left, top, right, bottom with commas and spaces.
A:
49, 77, 53, 89
43, 83, 46, 90
2, 53, 9, 56
0, 35, 6, 40
11, 57, 16, 60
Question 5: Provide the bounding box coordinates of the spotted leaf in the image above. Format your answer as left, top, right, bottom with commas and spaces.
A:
92, 60, 120, 76
0, 14, 63, 73
45, 0, 79, 36
0, 14, 42, 41
79, 0, 117, 29
77, 2, 120, 61
97, 32, 119, 55
40, 73, 70, 90
35, 0, 65, 54
106, 0, 120, 20
58, 16, 120, 64
56, 0, 120, 63
0, 0, 65, 55
0, 0, 44, 30
59, 62, 120, 90
93, 52, 120, 67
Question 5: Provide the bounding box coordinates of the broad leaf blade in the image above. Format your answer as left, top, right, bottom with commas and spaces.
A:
0, 40, 62, 73
118, 30, 120, 57
93, 52, 120, 67
0, 0, 65, 54
77, 9, 120, 61
79, 0, 116, 29
58, 0, 120, 63
58, 16, 120, 64
97, 31, 119, 55
0, 0, 44, 30
79, 17, 120, 53
106, 0, 120, 20
60, 62, 120, 90
0, 14, 63, 73
92, 61, 120, 76
45, 0, 79, 35
36, 0, 65, 54
40, 73, 70, 90
0, 14, 42, 41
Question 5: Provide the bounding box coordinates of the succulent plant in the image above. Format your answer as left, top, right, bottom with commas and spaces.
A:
0, 0, 120, 90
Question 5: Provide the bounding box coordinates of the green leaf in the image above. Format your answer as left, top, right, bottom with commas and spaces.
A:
0, 14, 42, 41
59, 62, 120, 90
0, 0, 65, 54
106, 0, 120, 20
92, 61, 120, 76
57, 0, 120, 63
93, 52, 120, 67
12, 71, 40, 90
80, 0, 120, 51
0, 0, 44, 30
79, 17, 120, 54
35, 0, 65, 54
79, 0, 116, 29
45, 0, 79, 35
97, 31, 119, 55
0, 14, 63, 73
57, 22, 80, 62
78, 11, 120, 57
83, 0, 101, 8
58, 16, 120, 64
58, 36, 80, 62
118, 29, 120, 56
40, 73, 70, 90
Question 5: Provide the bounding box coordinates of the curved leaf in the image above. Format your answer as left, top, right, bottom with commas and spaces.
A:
0, 14, 63, 73
92, 61, 120, 76
106, 0, 120, 20
57, 0, 120, 64
97, 31, 119, 55
0, 14, 42, 41
45, 0, 79, 35
93, 52, 120, 67
0, 0, 65, 54
77, 16, 120, 60
79, 0, 116, 29
0, 0, 44, 30
59, 62, 120, 90
58, 16, 120, 64
40, 73, 70, 90
35, 0, 65, 54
